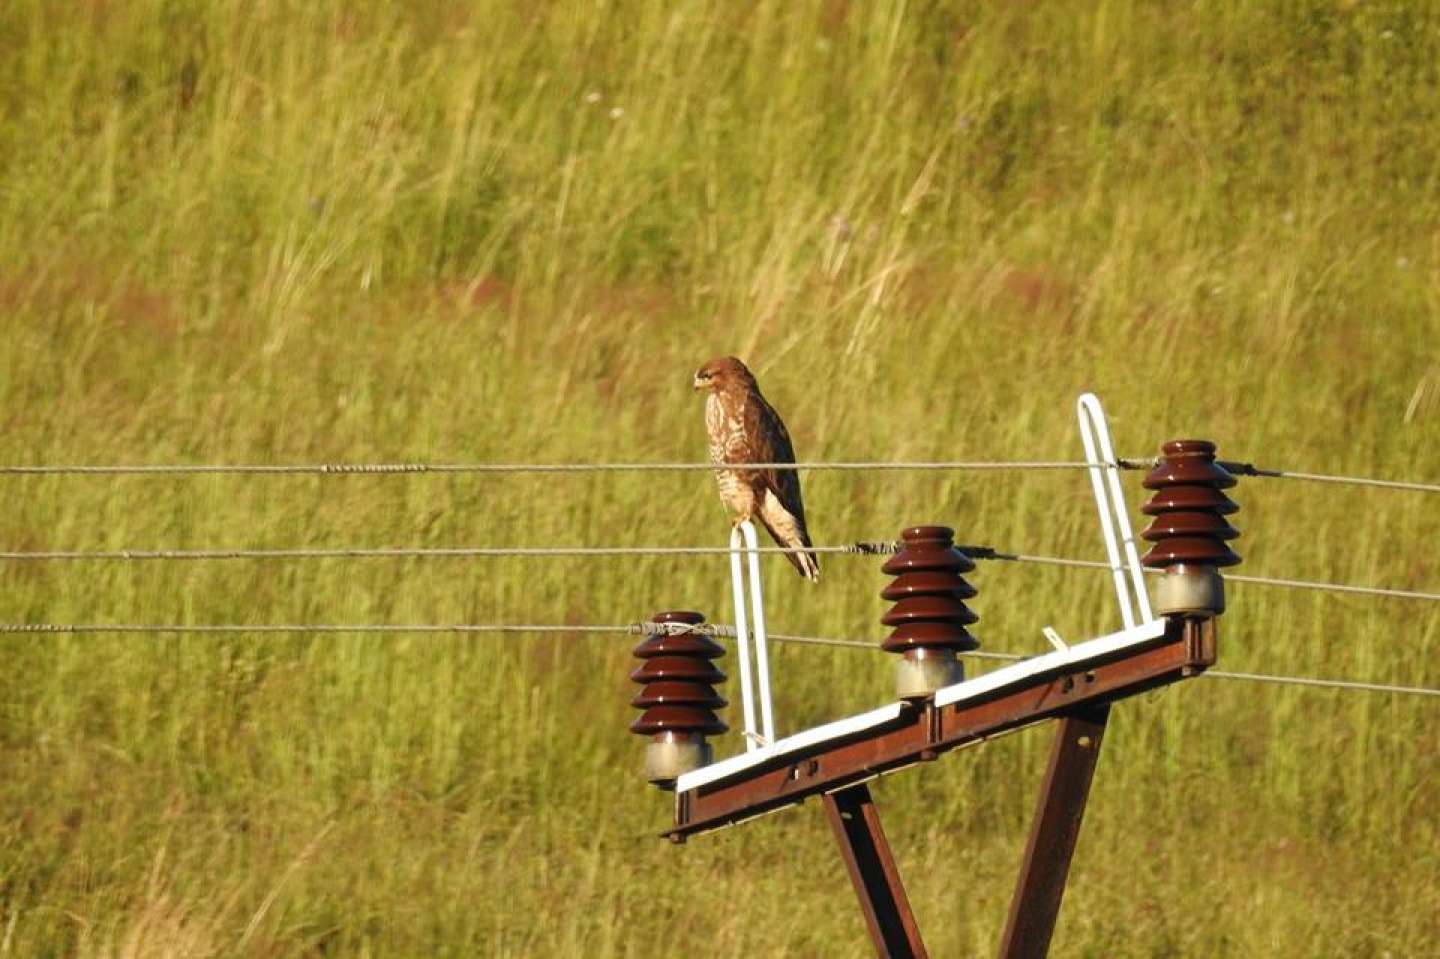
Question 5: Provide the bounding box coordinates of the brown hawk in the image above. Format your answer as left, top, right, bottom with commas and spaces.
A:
693, 356, 819, 581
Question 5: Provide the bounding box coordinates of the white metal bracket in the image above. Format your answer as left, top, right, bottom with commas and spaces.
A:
1076, 393, 1154, 629
729, 520, 776, 751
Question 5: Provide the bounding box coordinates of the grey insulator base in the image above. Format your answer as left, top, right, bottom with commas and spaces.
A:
1152, 564, 1225, 615
896, 648, 965, 700
644, 735, 712, 788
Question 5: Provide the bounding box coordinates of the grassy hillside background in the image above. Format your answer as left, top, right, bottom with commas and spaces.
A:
1, 0, 1438, 954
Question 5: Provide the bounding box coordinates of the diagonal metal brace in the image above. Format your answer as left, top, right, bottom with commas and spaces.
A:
997, 704, 1112, 958
823, 783, 928, 959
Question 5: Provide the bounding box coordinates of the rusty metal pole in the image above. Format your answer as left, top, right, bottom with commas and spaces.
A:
630, 610, 727, 789
998, 440, 1242, 958
823, 784, 929, 959
996, 705, 1110, 959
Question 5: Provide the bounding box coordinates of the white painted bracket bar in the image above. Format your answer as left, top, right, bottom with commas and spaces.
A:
1076, 393, 1154, 628
728, 520, 776, 751
932, 617, 1166, 708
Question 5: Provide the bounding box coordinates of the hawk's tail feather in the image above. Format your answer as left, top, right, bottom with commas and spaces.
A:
774, 531, 820, 582
796, 548, 820, 583
755, 505, 820, 582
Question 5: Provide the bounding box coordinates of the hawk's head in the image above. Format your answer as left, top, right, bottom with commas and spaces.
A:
693, 356, 757, 394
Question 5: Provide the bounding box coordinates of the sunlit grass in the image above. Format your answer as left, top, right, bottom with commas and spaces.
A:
0, 0, 1437, 954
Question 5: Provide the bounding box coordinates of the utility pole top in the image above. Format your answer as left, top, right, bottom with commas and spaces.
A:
629, 419, 1248, 958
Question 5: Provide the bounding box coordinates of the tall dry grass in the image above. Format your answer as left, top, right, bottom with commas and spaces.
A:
1, 1, 1437, 954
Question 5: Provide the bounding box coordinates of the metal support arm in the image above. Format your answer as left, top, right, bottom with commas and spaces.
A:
824, 784, 928, 959
997, 706, 1111, 959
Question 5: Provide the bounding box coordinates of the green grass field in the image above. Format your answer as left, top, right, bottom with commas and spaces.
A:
2, 1, 1438, 954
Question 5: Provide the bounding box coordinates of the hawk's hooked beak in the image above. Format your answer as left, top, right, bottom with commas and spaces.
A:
691, 373, 706, 391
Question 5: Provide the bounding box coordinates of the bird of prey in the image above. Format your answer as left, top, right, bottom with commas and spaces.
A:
693, 356, 819, 581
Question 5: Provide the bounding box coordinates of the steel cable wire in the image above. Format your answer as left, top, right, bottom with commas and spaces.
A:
3, 457, 1435, 493
1, 621, 1434, 697
0, 460, 1099, 476
3, 542, 1435, 603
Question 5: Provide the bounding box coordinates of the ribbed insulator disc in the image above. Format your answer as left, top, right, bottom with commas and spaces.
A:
631, 631, 725, 660
878, 524, 982, 655
1141, 510, 1240, 541
1142, 439, 1237, 490
1140, 536, 1241, 568
630, 704, 729, 736
1139, 440, 1242, 570
880, 569, 979, 601
882, 621, 979, 653
630, 680, 728, 710
630, 610, 729, 739
629, 656, 726, 685
880, 525, 977, 575
880, 595, 979, 628
1141, 485, 1239, 515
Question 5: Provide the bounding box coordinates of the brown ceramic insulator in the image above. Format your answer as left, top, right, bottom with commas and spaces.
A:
630, 611, 728, 738
1140, 440, 1241, 569
879, 526, 979, 654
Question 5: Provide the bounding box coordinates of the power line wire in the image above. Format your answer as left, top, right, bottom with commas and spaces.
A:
1202, 669, 1440, 698
5, 542, 1434, 604
1122, 456, 1440, 494
0, 460, 1098, 476
1225, 572, 1440, 603
1219, 461, 1440, 495
646, 624, 1440, 696
0, 543, 904, 561
4, 458, 1434, 493
0, 623, 629, 636
972, 552, 1440, 604
2, 621, 1434, 698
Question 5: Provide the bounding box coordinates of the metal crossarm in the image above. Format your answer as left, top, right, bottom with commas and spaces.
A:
667, 617, 1212, 841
